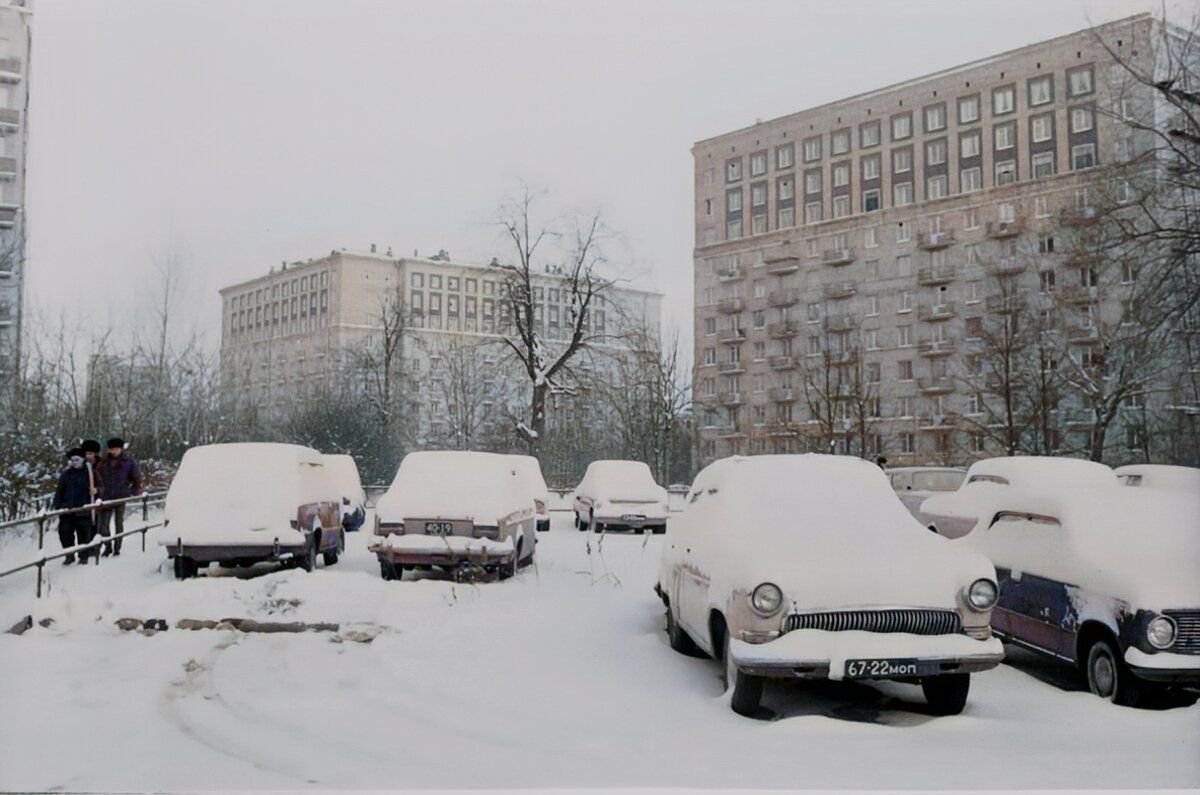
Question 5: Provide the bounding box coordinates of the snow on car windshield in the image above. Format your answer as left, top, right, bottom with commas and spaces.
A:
379, 451, 526, 525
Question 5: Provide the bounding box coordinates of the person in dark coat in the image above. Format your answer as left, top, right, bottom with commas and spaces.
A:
54, 448, 98, 564
95, 438, 143, 556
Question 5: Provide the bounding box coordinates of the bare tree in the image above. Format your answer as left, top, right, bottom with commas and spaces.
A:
798, 326, 877, 457
352, 279, 415, 450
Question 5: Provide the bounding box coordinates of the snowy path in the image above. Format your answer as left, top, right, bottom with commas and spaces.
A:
1, 514, 1197, 791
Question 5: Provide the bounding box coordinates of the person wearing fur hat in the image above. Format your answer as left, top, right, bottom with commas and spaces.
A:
53, 448, 98, 564
95, 437, 143, 556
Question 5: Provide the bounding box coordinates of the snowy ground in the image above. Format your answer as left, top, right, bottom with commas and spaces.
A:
1, 513, 1198, 791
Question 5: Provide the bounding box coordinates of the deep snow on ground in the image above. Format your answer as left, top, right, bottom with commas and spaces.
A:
1, 514, 1198, 791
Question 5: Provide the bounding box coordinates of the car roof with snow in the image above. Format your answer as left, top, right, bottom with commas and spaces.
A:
578, 459, 664, 500
322, 454, 366, 501
962, 456, 1117, 488
1114, 464, 1200, 492
378, 450, 530, 525
508, 455, 549, 495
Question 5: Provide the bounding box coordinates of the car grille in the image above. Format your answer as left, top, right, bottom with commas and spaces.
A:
1164, 610, 1200, 654
783, 609, 962, 636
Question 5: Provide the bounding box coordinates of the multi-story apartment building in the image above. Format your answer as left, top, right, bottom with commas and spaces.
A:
219, 246, 662, 440
0, 0, 30, 391
692, 14, 1181, 468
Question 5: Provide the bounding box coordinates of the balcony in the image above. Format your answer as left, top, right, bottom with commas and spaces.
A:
769, 355, 797, 371
716, 267, 743, 283
769, 387, 799, 403
827, 349, 858, 365
917, 230, 956, 250
716, 424, 745, 439
764, 255, 801, 275
716, 328, 746, 343
823, 281, 857, 300
917, 375, 955, 394
984, 257, 1026, 276
1060, 206, 1100, 227
0, 109, 20, 132
718, 360, 746, 374
1060, 285, 1100, 304
719, 391, 744, 407
918, 302, 956, 322
917, 413, 960, 430
917, 265, 956, 286
1063, 250, 1101, 268
1067, 324, 1101, 344
1064, 408, 1096, 426
715, 298, 744, 314
918, 339, 957, 357
0, 58, 22, 82
821, 248, 856, 266
0, 207, 16, 228
768, 320, 802, 338
767, 288, 802, 308
986, 219, 1024, 239
986, 294, 1026, 314
824, 314, 858, 332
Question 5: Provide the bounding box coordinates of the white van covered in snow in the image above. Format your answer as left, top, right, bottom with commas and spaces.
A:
509, 454, 551, 533
162, 443, 344, 579
371, 450, 536, 580
573, 460, 669, 534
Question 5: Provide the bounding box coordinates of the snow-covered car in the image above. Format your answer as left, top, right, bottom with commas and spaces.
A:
957, 486, 1200, 705
509, 454, 551, 533
162, 443, 344, 579
573, 460, 669, 534
323, 453, 367, 532
888, 466, 966, 519
1114, 464, 1200, 493
370, 451, 536, 580
919, 456, 1118, 538
657, 454, 1004, 717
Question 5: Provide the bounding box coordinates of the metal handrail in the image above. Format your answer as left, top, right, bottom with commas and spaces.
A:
0, 520, 164, 598
0, 491, 167, 550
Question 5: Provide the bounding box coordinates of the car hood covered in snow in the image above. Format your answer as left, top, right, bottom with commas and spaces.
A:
377, 450, 530, 526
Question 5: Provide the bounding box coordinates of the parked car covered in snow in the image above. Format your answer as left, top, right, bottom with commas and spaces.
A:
919, 456, 1118, 538
323, 453, 367, 532
657, 454, 1004, 716
888, 466, 966, 519
371, 451, 536, 580
1114, 464, 1200, 493
509, 454, 551, 533
573, 460, 669, 534
162, 443, 344, 579
957, 486, 1200, 705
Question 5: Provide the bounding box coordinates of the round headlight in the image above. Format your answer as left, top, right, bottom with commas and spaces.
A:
750, 582, 784, 616
966, 578, 998, 611
1147, 615, 1176, 650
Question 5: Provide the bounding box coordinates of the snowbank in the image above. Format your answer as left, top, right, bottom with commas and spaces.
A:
376, 451, 529, 526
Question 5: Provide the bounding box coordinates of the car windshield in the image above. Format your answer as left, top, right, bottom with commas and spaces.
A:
912, 470, 965, 491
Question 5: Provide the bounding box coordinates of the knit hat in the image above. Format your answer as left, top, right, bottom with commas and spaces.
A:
106, 438, 126, 449
81, 439, 102, 455
66, 447, 85, 461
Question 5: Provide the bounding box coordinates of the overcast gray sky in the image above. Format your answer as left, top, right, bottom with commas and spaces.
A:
26, 0, 1177, 352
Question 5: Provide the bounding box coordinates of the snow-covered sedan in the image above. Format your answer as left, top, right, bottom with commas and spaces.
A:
958, 486, 1200, 706
323, 453, 367, 532
1114, 464, 1200, 493
509, 454, 551, 533
573, 460, 669, 534
370, 451, 536, 580
657, 454, 1004, 717
887, 466, 966, 520
919, 456, 1118, 538
163, 443, 344, 579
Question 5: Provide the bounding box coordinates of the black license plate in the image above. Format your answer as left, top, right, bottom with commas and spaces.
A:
424, 522, 454, 536
844, 658, 937, 679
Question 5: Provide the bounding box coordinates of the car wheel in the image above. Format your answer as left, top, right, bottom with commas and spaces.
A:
723, 633, 763, 717
173, 556, 196, 580
299, 535, 317, 573
593, 521, 605, 534
499, 537, 522, 581
575, 512, 584, 531
651, 525, 667, 535
323, 547, 339, 566
537, 519, 550, 533
921, 673, 970, 715
379, 560, 403, 581
1086, 638, 1146, 707
666, 605, 700, 656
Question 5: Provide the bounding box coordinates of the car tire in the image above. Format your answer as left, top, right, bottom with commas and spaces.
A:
537, 519, 550, 533
173, 556, 197, 580
379, 560, 403, 581
499, 537, 522, 581
1086, 638, 1146, 707
593, 522, 605, 534
666, 605, 700, 656
723, 634, 763, 717
323, 548, 339, 566
921, 673, 971, 715
575, 512, 584, 531
651, 525, 667, 535
299, 535, 317, 573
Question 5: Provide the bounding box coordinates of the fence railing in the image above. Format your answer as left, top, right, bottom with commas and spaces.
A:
0, 491, 167, 549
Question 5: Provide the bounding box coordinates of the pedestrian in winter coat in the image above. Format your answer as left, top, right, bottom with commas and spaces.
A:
95, 438, 143, 556
54, 448, 98, 564
80, 438, 106, 501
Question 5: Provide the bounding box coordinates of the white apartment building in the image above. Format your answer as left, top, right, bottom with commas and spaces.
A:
0, 0, 30, 387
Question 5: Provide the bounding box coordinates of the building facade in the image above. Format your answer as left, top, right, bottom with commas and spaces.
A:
0, 0, 30, 391
219, 247, 663, 442
692, 14, 1186, 468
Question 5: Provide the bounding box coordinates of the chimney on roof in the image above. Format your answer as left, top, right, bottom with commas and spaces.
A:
370, 243, 377, 254
489, 257, 500, 267
386, 246, 393, 257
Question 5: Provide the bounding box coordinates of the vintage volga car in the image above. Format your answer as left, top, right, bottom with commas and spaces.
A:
887, 466, 966, 520
510, 454, 552, 533
573, 460, 669, 534
919, 456, 1118, 538
1114, 464, 1200, 493
162, 443, 344, 579
371, 451, 536, 580
323, 453, 368, 532
958, 486, 1200, 705
656, 454, 1003, 716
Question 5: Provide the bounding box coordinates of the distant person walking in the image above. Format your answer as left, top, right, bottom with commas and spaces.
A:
54, 448, 97, 564
95, 438, 143, 556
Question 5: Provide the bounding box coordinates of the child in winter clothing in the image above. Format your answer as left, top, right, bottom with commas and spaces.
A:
54, 448, 99, 564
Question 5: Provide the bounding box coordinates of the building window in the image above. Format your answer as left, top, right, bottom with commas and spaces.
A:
864, 226, 878, 247
861, 154, 881, 181
965, 317, 983, 339
866, 294, 880, 316
752, 214, 768, 234
1032, 152, 1055, 178
897, 222, 911, 243
1035, 196, 1049, 217
960, 130, 981, 159
704, 347, 717, 365
925, 138, 947, 166
865, 330, 879, 351
727, 160, 742, 182
1030, 113, 1053, 143
805, 169, 824, 194
995, 123, 1015, 151
831, 129, 851, 155
833, 162, 850, 187
804, 202, 823, 225
776, 144, 794, 170
465, 278, 477, 293
430, 274, 442, 289
727, 219, 742, 240
727, 190, 742, 213
1028, 75, 1053, 106
411, 272, 424, 288
779, 206, 795, 228
992, 85, 1016, 116
891, 112, 912, 141
750, 151, 768, 176
960, 167, 982, 193
751, 183, 767, 207
753, 309, 766, 328
778, 177, 794, 200
924, 103, 947, 132
995, 160, 1016, 185
1071, 107, 1094, 133
833, 195, 850, 218
1038, 234, 1055, 254
998, 202, 1016, 222
1039, 270, 1056, 293
803, 136, 822, 162
964, 208, 979, 229
860, 120, 881, 148
926, 175, 948, 200
892, 148, 912, 173
958, 94, 980, 125
965, 280, 982, 303
898, 360, 913, 380
1068, 65, 1094, 97
893, 182, 914, 206
704, 199, 713, 216
1072, 144, 1097, 171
